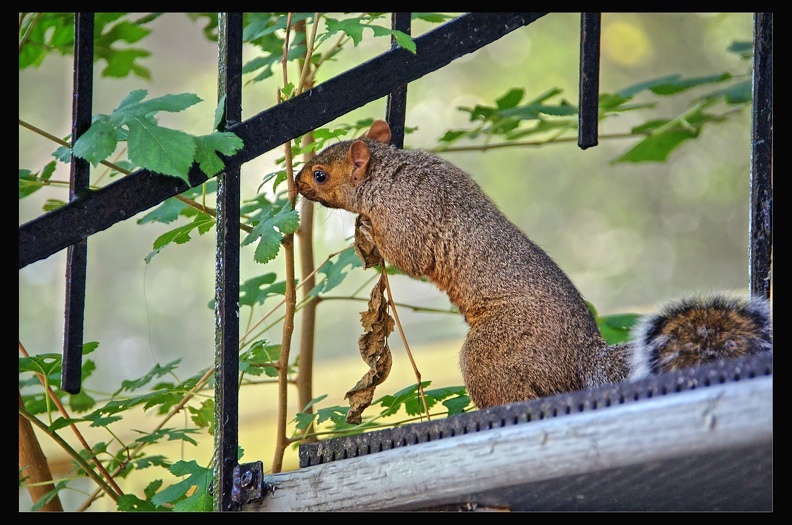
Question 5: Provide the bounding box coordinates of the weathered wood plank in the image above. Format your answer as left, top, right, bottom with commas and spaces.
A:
243, 377, 772, 511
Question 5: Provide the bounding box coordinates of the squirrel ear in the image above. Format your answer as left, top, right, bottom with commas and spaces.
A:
364, 120, 392, 145
348, 140, 371, 184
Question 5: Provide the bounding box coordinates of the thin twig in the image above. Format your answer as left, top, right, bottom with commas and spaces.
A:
380, 270, 431, 420
18, 341, 124, 498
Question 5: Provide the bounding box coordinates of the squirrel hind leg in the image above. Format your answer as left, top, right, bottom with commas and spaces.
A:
627, 294, 772, 380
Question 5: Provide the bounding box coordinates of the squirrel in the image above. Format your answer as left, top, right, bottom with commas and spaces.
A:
295, 119, 773, 409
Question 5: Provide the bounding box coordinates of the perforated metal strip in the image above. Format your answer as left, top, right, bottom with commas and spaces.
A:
299, 352, 773, 467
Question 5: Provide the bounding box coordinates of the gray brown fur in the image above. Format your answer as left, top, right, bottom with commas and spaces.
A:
296, 120, 771, 409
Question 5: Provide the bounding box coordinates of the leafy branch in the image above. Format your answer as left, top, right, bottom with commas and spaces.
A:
434, 65, 751, 164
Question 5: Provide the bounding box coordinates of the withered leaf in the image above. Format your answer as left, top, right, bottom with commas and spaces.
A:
345, 271, 394, 424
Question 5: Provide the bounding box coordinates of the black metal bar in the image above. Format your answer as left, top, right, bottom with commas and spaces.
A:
213, 12, 243, 512
578, 12, 601, 150
19, 13, 547, 269
386, 12, 411, 149
750, 12, 772, 300
62, 13, 94, 394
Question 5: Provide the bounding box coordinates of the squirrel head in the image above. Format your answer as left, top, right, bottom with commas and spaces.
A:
296, 120, 392, 210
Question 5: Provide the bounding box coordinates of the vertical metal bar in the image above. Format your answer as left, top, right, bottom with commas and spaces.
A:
578, 12, 601, 150
749, 13, 773, 300
213, 12, 243, 512
386, 12, 411, 149
62, 12, 94, 394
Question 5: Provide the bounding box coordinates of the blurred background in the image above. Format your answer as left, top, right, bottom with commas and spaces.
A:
19, 13, 758, 509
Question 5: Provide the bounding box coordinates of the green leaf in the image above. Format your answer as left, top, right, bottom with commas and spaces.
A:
43, 199, 67, 212
132, 455, 171, 471
72, 116, 120, 167
214, 94, 226, 130
499, 101, 578, 120
598, 313, 641, 345
614, 129, 697, 163
29, 481, 69, 512
324, 17, 366, 46
151, 460, 212, 510
727, 40, 753, 60
187, 399, 215, 433
19, 13, 74, 70
239, 272, 277, 307
92, 15, 156, 79
48, 416, 88, 432
68, 390, 96, 413
708, 79, 752, 105
117, 360, 182, 394
293, 411, 317, 431
145, 213, 215, 263
193, 131, 244, 177
301, 394, 328, 412
245, 342, 282, 378
316, 405, 350, 427
19, 353, 62, 377
241, 204, 300, 264
376, 381, 432, 417
126, 119, 196, 181
309, 246, 363, 297
133, 427, 201, 447
412, 13, 455, 23
618, 73, 731, 98
391, 30, 416, 53
98, 48, 152, 78
137, 198, 188, 225
19, 161, 57, 199
122, 91, 203, 117
116, 493, 160, 512
438, 130, 467, 144
443, 395, 471, 416
495, 88, 524, 110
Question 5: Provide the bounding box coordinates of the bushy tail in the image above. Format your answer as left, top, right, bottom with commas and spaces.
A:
628, 294, 772, 380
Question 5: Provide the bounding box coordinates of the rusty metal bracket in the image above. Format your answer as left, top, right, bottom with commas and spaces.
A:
231, 461, 269, 508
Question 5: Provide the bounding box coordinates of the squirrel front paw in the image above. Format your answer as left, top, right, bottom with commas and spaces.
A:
354, 214, 382, 268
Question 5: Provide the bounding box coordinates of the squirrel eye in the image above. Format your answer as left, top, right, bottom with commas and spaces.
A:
313, 169, 328, 183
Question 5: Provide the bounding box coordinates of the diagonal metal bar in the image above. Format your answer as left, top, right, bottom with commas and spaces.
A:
62, 12, 94, 394
19, 12, 547, 270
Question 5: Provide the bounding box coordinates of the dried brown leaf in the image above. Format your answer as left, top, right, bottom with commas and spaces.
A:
345, 272, 394, 424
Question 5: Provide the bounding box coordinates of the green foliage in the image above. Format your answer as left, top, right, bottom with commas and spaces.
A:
309, 246, 364, 297
63, 89, 244, 183
18, 343, 216, 511
19, 13, 159, 77
240, 341, 287, 378
598, 314, 642, 345
150, 460, 213, 511
241, 199, 301, 264
292, 382, 472, 440
437, 47, 752, 164
144, 212, 216, 263
19, 162, 56, 199
238, 13, 424, 83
